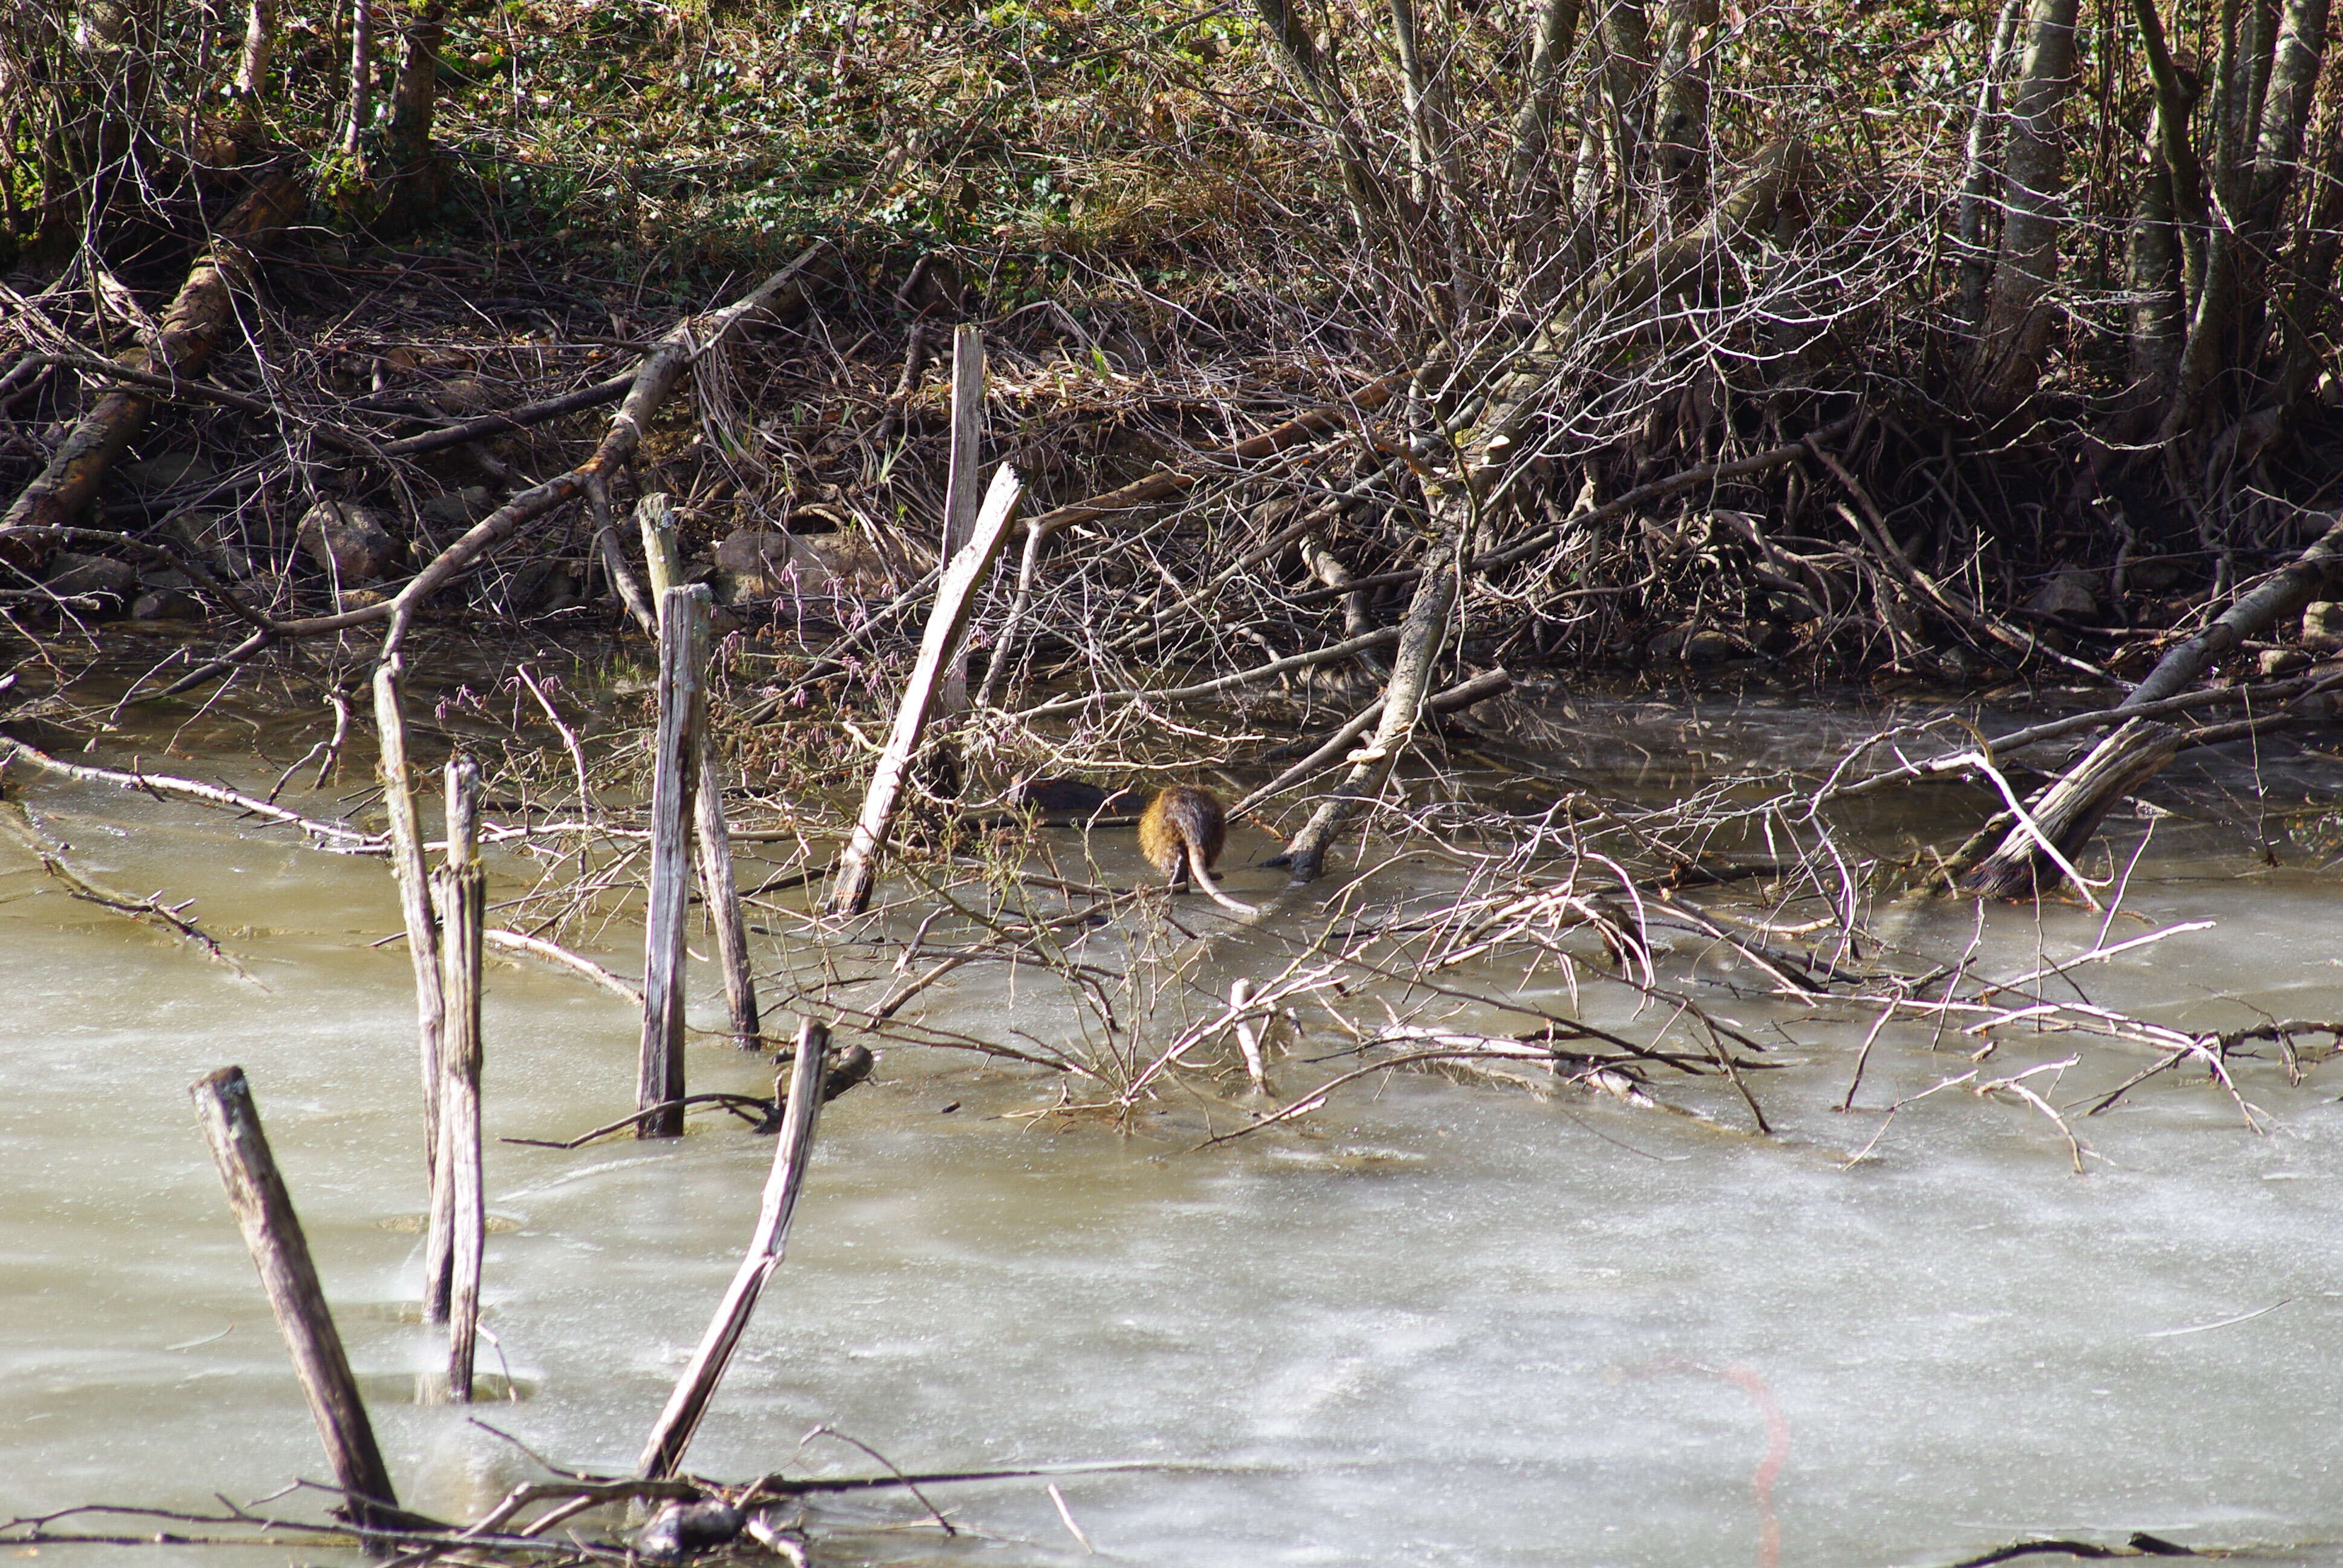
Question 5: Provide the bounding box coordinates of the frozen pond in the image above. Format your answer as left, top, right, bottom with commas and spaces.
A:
5, 689, 2342, 1567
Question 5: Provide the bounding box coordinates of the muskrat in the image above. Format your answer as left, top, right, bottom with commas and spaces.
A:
1138, 785, 1256, 916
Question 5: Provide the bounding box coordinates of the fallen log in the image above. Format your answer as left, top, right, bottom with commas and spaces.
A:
1952, 718, 2181, 901
2125, 513, 2343, 705
2, 171, 305, 553
1950, 509, 2343, 898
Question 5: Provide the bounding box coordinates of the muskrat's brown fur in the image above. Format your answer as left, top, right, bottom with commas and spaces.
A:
1138, 785, 1255, 915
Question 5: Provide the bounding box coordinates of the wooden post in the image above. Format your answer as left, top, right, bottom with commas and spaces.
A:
636, 491, 681, 602
937, 327, 986, 714
938, 326, 985, 717
639, 584, 710, 1136
371, 656, 446, 1310
189, 1067, 403, 1534
433, 757, 486, 1400
825, 466, 1023, 917
694, 756, 761, 1051
942, 328, 988, 549
637, 1019, 831, 1481
634, 491, 759, 1048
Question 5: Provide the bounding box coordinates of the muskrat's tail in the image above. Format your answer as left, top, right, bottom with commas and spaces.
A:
1184, 836, 1258, 918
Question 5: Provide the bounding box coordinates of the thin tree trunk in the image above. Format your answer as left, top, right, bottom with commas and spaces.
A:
383, 0, 446, 203
1248, 0, 1395, 233
234, 0, 275, 120
2129, 0, 2209, 300
1976, 0, 2082, 403
1956, 0, 2024, 325
1507, 0, 1582, 281
2270, 116, 2343, 410
344, 0, 372, 158
1649, 0, 1718, 211
1394, 0, 1438, 209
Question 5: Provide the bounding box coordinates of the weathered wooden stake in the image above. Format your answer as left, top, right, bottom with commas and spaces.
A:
825, 465, 1023, 916
635, 491, 682, 601
638, 583, 711, 1136
938, 325, 986, 716
189, 1066, 404, 1534
378, 655, 456, 1322
433, 757, 486, 1399
694, 756, 762, 1051
942, 327, 988, 561
635, 493, 761, 1048
637, 1018, 831, 1480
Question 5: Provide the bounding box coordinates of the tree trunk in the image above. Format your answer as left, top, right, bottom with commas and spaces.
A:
1650, 0, 1719, 212
1507, 0, 1582, 283
1956, 0, 2024, 325
1600, 0, 1654, 198
234, 0, 275, 120
2246, 0, 2330, 227
382, 0, 447, 219
1976, 0, 2082, 405
2124, 111, 2184, 402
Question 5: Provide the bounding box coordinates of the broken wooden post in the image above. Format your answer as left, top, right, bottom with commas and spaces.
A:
637, 1018, 832, 1480
189, 1066, 404, 1534
433, 756, 486, 1400
695, 759, 761, 1051
371, 655, 446, 1310
938, 325, 986, 716
635, 491, 682, 602
634, 492, 761, 1050
825, 465, 1023, 916
639, 583, 711, 1135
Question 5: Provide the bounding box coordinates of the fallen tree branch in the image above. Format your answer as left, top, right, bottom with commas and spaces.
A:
2124, 512, 2343, 707
116, 243, 836, 691
0, 734, 381, 848
0, 800, 257, 979
376, 370, 638, 456
2, 171, 306, 546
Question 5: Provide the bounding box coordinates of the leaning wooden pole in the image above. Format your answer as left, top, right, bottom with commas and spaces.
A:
824, 467, 1024, 918
433, 757, 486, 1399
693, 755, 761, 1051
189, 1066, 403, 1534
371, 655, 446, 1305
638, 584, 711, 1135
637, 1018, 831, 1480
